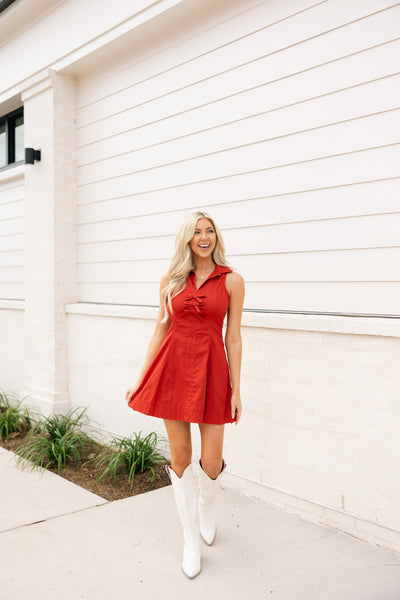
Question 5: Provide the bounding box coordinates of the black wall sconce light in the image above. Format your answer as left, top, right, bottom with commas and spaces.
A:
25, 147, 41, 164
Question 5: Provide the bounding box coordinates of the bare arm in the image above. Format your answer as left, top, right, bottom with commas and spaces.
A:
125, 273, 171, 403
225, 271, 245, 423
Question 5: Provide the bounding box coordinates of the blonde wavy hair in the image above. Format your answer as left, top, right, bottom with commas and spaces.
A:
161, 211, 230, 322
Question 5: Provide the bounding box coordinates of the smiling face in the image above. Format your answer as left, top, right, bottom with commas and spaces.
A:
189, 218, 217, 260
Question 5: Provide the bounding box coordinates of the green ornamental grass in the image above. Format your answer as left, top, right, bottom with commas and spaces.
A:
15, 407, 95, 474
91, 431, 166, 487
0, 390, 31, 441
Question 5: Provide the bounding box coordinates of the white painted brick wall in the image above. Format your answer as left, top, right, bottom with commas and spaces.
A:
0, 306, 26, 395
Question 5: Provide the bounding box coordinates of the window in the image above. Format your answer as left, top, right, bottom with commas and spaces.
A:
0, 107, 24, 169
0, 0, 18, 15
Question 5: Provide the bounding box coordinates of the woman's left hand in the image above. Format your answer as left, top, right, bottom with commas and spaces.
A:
231, 391, 242, 425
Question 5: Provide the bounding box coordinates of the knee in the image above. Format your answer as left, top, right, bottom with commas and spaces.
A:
170, 443, 192, 476
200, 457, 224, 480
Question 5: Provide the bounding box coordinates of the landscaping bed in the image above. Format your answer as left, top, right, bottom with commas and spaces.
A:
0, 396, 170, 501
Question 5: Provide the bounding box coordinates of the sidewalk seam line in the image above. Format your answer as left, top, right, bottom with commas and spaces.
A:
0, 500, 110, 535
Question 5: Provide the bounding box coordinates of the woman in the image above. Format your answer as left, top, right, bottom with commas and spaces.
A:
125, 211, 245, 579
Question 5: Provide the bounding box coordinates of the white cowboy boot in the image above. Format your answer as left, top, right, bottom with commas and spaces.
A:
198, 459, 226, 545
166, 463, 201, 579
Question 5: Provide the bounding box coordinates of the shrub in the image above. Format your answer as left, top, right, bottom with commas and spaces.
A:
90, 431, 166, 487
15, 407, 96, 474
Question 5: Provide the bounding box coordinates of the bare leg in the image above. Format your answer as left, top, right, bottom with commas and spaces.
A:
164, 419, 192, 477
198, 423, 225, 479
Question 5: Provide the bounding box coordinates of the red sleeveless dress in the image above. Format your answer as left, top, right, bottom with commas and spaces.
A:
128, 263, 235, 424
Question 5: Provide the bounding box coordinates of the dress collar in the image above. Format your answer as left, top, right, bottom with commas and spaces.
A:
190, 263, 232, 280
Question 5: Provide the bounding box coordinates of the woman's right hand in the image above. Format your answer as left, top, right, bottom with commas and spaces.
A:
125, 383, 139, 404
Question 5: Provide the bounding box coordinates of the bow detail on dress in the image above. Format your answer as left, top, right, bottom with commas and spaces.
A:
184, 295, 206, 316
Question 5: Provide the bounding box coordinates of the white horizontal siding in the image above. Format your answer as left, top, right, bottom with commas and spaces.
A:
78, 245, 400, 283
76, 0, 399, 127
75, 0, 400, 314
77, 40, 400, 159
77, 178, 400, 227
78, 209, 400, 256
77, 6, 400, 145
77, 110, 400, 190
77, 73, 400, 171
0, 175, 25, 300
77, 0, 332, 113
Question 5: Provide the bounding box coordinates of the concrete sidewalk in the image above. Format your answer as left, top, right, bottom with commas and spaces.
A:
1, 446, 400, 600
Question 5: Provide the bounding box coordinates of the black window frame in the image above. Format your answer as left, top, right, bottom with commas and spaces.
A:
0, 0, 18, 14
0, 106, 24, 171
